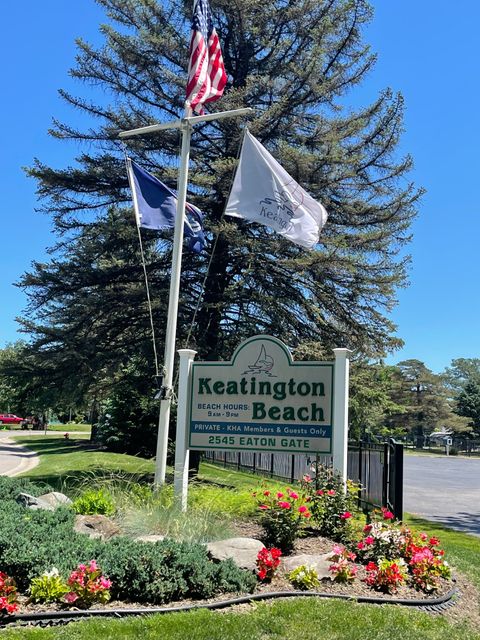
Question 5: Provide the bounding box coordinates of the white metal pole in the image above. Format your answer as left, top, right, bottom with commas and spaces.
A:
174, 348, 197, 510
332, 348, 351, 487
154, 111, 193, 486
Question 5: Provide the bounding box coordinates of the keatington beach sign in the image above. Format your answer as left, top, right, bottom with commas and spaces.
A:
173, 336, 350, 510
189, 335, 333, 454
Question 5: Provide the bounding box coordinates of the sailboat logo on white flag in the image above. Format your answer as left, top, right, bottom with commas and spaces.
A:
225, 130, 328, 249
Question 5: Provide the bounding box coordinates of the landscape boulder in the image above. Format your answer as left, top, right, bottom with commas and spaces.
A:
37, 492, 72, 508
134, 535, 165, 543
282, 552, 335, 580
74, 514, 120, 540
16, 493, 55, 511
207, 537, 264, 571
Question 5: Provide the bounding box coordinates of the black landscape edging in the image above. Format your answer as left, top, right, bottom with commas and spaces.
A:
1, 579, 458, 627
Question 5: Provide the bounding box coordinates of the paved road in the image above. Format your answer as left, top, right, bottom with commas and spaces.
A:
0, 430, 40, 476
404, 454, 480, 536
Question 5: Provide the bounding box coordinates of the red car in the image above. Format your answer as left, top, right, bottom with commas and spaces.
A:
0, 414, 24, 425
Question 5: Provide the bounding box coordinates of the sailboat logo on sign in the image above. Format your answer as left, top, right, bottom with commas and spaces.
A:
243, 344, 276, 377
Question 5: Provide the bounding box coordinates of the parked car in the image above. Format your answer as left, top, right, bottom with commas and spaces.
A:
0, 414, 25, 425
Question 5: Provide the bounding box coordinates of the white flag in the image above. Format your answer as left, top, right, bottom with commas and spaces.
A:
225, 130, 328, 249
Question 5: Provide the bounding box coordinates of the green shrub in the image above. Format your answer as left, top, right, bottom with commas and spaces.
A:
0, 476, 52, 501
94, 537, 256, 604
286, 565, 320, 590
72, 489, 116, 516
29, 570, 69, 603
301, 466, 359, 542
0, 478, 256, 604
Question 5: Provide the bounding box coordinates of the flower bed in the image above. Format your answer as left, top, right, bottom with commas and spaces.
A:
0, 474, 457, 620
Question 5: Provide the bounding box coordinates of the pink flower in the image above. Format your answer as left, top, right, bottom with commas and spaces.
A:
303, 474, 312, 483
382, 508, 394, 520
340, 511, 352, 520
64, 592, 78, 604
289, 491, 299, 500
258, 504, 269, 510
89, 560, 98, 572
327, 489, 336, 496
298, 505, 308, 514
278, 501, 291, 509
276, 492, 284, 499
420, 533, 428, 541
364, 536, 374, 545
316, 490, 324, 496
357, 541, 365, 550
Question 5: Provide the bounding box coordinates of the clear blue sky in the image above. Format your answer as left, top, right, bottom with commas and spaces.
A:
1, 1, 478, 373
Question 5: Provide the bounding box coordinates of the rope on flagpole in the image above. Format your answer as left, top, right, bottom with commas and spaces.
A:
123, 147, 160, 378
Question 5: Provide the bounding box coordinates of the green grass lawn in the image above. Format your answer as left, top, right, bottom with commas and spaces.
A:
13, 435, 154, 490
1, 597, 479, 640
47, 423, 92, 434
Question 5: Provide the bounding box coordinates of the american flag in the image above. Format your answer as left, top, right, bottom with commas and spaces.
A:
185, 0, 227, 114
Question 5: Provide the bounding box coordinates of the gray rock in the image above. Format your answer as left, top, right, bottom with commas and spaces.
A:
74, 515, 120, 540
134, 535, 165, 543
38, 492, 73, 508
16, 492, 55, 511
207, 537, 264, 571
282, 553, 335, 580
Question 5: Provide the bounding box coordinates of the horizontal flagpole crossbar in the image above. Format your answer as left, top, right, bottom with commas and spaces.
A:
186, 107, 253, 125
118, 107, 253, 139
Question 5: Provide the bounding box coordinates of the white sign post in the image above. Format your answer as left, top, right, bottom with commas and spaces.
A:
174, 348, 197, 511
332, 348, 352, 487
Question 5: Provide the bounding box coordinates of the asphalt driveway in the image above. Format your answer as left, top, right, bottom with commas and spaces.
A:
0, 430, 39, 476
404, 454, 480, 536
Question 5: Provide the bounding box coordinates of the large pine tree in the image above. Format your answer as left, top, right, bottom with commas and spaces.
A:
17, 0, 421, 413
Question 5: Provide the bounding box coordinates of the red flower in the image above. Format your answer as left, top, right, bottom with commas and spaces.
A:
327, 489, 336, 496
289, 491, 299, 500
316, 490, 324, 496
357, 541, 365, 550
363, 524, 372, 533
381, 508, 394, 520
258, 504, 269, 510
364, 536, 374, 545
263, 490, 271, 496
278, 501, 291, 509
298, 505, 308, 514
366, 561, 378, 572
429, 537, 440, 546
340, 511, 352, 520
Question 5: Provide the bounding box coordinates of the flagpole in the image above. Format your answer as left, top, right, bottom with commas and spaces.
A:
119, 106, 252, 487
154, 106, 192, 485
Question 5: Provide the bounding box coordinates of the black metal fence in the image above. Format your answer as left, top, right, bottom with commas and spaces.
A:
203, 439, 403, 519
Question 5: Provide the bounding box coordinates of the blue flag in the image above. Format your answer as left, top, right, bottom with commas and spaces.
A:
128, 159, 205, 254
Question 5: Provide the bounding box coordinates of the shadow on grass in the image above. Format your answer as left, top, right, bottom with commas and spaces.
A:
14, 437, 98, 456
407, 513, 480, 537
26, 468, 159, 492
